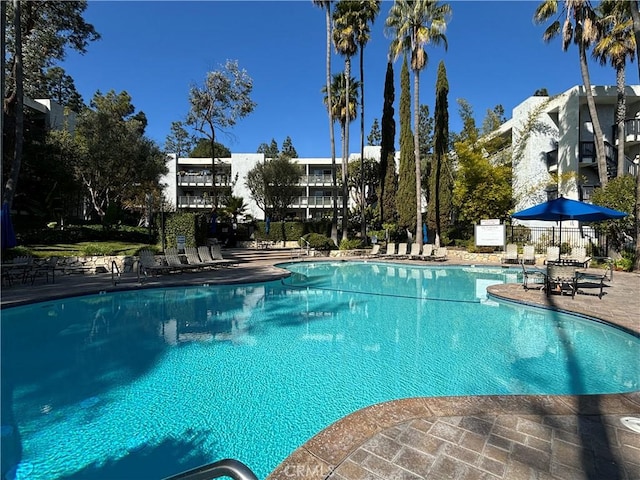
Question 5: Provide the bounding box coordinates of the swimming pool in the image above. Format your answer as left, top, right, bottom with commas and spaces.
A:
1, 261, 638, 479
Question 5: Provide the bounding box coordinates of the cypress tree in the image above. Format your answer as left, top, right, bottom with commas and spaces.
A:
396, 56, 416, 232
379, 61, 397, 224
428, 60, 452, 247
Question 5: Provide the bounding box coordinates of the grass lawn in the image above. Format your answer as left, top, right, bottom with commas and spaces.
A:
13, 242, 158, 258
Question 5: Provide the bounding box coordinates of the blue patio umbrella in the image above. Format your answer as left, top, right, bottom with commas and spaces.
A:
511, 196, 627, 259
209, 213, 217, 234
265, 216, 270, 234
1, 203, 17, 250
422, 223, 428, 244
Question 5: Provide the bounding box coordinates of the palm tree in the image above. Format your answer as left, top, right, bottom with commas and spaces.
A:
385, 0, 451, 246
534, 0, 609, 187
333, 0, 359, 241
351, 0, 381, 241
593, 0, 636, 178
313, 0, 339, 245
322, 73, 360, 240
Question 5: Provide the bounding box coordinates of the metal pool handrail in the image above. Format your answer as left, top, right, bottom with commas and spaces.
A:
163, 458, 259, 480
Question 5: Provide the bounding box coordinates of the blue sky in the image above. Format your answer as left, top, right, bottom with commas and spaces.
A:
60, 0, 631, 158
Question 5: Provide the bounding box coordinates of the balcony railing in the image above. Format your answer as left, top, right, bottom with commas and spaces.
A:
178, 196, 216, 209
299, 174, 334, 186
624, 118, 640, 142
290, 196, 342, 208
177, 174, 231, 187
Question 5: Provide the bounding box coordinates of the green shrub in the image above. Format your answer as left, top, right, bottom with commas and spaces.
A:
301, 233, 337, 250
339, 238, 364, 250
80, 243, 118, 256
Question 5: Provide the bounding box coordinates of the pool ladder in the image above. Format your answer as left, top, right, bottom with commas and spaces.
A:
163, 458, 258, 480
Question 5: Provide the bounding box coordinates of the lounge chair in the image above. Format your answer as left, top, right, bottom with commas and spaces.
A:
575, 269, 607, 299
570, 246, 591, 268
184, 247, 219, 270
138, 249, 173, 277
165, 247, 201, 271
501, 243, 519, 264
209, 244, 239, 267
432, 247, 448, 262
365, 244, 381, 257
544, 246, 560, 264
522, 245, 536, 265
396, 242, 408, 258
520, 260, 546, 291
408, 243, 421, 259
29, 256, 58, 285
418, 243, 434, 260
383, 242, 396, 257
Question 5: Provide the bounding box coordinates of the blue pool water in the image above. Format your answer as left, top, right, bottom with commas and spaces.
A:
1, 262, 638, 479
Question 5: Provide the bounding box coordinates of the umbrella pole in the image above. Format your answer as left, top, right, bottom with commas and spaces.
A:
558, 220, 562, 260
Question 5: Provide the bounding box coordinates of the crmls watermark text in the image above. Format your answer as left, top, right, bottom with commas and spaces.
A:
281, 464, 331, 477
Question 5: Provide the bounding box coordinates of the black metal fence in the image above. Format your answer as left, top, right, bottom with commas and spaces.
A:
506, 225, 612, 256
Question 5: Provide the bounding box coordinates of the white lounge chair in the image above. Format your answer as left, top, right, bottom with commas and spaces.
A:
396, 242, 408, 258
408, 243, 421, 259
432, 247, 448, 262
384, 242, 396, 257
502, 243, 519, 264
418, 244, 434, 260
522, 245, 536, 265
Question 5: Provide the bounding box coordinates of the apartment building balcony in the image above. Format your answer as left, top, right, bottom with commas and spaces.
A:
624, 118, 640, 144
177, 174, 232, 187
290, 196, 342, 208
299, 174, 334, 186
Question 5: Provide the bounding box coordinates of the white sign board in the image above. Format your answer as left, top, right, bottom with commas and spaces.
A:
475, 224, 505, 247
177, 234, 186, 253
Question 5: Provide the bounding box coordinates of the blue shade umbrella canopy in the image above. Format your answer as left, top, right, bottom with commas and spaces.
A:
265, 216, 270, 234
1, 203, 17, 250
422, 223, 428, 244
511, 196, 627, 223
511, 196, 627, 259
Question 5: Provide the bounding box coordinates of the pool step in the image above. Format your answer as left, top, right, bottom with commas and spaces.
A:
224, 247, 308, 264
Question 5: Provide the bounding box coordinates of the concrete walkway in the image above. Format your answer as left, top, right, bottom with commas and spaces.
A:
2, 249, 639, 480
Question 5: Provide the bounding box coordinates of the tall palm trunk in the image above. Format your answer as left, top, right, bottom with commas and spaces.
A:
579, 42, 608, 187
342, 61, 351, 241
359, 46, 366, 241
615, 65, 626, 177
413, 70, 424, 246
325, 4, 338, 245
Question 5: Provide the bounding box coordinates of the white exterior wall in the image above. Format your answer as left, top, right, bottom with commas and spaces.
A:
231, 153, 266, 219
161, 154, 178, 212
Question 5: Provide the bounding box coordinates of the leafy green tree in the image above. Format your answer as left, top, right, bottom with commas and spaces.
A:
257, 139, 279, 158
591, 175, 636, 252
281, 136, 298, 158
313, 0, 338, 245
379, 61, 396, 224
418, 103, 434, 204
428, 61, 452, 247
186, 59, 256, 208
189, 138, 230, 158
452, 102, 513, 234
348, 156, 379, 221
481, 105, 506, 136
165, 121, 196, 157
534, 0, 608, 186
593, 0, 635, 178
395, 57, 416, 232
367, 118, 381, 146
2, 0, 99, 209
322, 72, 360, 240
34, 66, 84, 112
56, 90, 167, 221
386, 0, 451, 245
245, 156, 302, 220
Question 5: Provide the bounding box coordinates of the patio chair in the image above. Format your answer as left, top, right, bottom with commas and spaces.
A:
520, 261, 546, 291
383, 242, 396, 257
29, 256, 59, 285
408, 243, 421, 259
418, 244, 434, 261
546, 263, 578, 298
544, 246, 560, 264
197, 245, 232, 268
522, 245, 536, 265
365, 244, 381, 257
501, 243, 519, 264
432, 247, 448, 262
184, 247, 218, 270
570, 246, 591, 268
396, 242, 408, 258
138, 249, 173, 277
165, 248, 201, 271
210, 244, 239, 267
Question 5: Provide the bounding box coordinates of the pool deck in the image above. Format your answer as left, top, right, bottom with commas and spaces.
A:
2, 248, 639, 480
